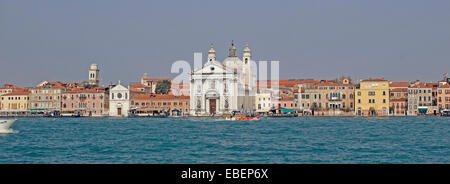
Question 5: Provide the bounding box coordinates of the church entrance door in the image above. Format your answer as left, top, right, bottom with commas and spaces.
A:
209, 99, 216, 115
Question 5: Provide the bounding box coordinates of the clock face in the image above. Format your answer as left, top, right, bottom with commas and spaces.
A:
117, 93, 122, 99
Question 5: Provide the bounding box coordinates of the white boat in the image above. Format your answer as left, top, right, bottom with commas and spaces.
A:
0, 119, 17, 131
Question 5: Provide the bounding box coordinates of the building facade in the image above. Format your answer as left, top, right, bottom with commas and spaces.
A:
190, 43, 255, 116
109, 82, 130, 117
407, 83, 434, 115
355, 79, 390, 116
390, 98, 408, 116
437, 84, 450, 114
0, 84, 26, 109
295, 79, 355, 116
0, 91, 30, 116
62, 87, 109, 117
131, 94, 189, 116
255, 92, 272, 114
29, 81, 66, 115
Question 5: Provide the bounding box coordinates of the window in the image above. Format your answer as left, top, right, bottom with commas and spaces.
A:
368, 91, 375, 96
383, 99, 386, 103
383, 91, 386, 96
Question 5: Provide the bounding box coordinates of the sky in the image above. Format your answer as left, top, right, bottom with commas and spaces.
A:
1, 0, 450, 87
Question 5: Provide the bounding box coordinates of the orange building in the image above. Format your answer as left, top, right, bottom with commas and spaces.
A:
390, 98, 408, 116
131, 94, 190, 116
437, 84, 450, 114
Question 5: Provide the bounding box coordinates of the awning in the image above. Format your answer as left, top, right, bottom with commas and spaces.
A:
282, 108, 295, 113
418, 107, 428, 114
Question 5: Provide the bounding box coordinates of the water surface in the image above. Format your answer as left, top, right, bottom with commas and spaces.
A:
0, 117, 448, 163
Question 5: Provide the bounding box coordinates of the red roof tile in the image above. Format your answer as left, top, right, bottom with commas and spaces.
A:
133, 94, 189, 100
1, 91, 30, 96
389, 82, 411, 87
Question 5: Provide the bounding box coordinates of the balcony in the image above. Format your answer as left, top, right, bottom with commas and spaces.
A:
329, 96, 341, 101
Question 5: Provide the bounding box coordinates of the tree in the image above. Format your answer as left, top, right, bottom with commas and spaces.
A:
155, 80, 171, 94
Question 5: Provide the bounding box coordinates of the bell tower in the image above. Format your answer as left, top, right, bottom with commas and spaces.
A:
89, 63, 100, 86
242, 44, 252, 90
207, 44, 216, 62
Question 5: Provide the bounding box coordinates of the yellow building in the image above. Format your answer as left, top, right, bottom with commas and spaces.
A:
1, 91, 31, 111
355, 79, 390, 116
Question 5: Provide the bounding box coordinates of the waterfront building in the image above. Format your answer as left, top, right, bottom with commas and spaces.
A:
62, 87, 109, 117
293, 80, 321, 114
0, 90, 31, 116
0, 84, 26, 109
190, 43, 255, 116
131, 94, 189, 116
140, 73, 171, 94
389, 82, 410, 99
437, 84, 450, 114
29, 81, 67, 115
388, 82, 410, 116
407, 83, 435, 115
355, 78, 390, 116
109, 82, 130, 117
255, 92, 272, 114
88, 64, 100, 86
389, 98, 408, 116
295, 79, 355, 116
277, 96, 295, 113
129, 82, 151, 94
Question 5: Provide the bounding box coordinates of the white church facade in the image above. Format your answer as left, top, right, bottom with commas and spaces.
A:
109, 82, 131, 117
190, 43, 256, 116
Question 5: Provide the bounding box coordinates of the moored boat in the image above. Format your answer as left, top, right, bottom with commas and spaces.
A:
223, 115, 260, 121
0, 119, 17, 131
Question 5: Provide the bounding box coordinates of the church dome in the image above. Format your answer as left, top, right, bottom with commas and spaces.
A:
222, 41, 242, 69
222, 56, 242, 69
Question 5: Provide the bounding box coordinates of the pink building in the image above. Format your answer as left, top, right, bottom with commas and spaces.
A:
62, 87, 109, 117
437, 84, 450, 114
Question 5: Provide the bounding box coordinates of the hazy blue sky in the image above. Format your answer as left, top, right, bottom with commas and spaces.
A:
1, 0, 450, 87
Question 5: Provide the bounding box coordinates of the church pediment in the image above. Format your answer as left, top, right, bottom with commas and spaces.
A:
111, 84, 129, 91
192, 61, 233, 75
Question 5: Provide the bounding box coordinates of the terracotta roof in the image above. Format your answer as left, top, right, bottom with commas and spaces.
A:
64, 88, 106, 93
35, 81, 68, 89
281, 96, 294, 101
316, 82, 355, 86
130, 82, 147, 88
133, 94, 189, 100
1, 91, 30, 96
438, 84, 450, 88
390, 98, 407, 102
389, 82, 411, 87
390, 88, 408, 92
0, 84, 25, 90
142, 78, 171, 83
257, 80, 321, 88
410, 83, 433, 88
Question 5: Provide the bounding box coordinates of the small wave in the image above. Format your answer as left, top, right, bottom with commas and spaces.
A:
0, 129, 18, 134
